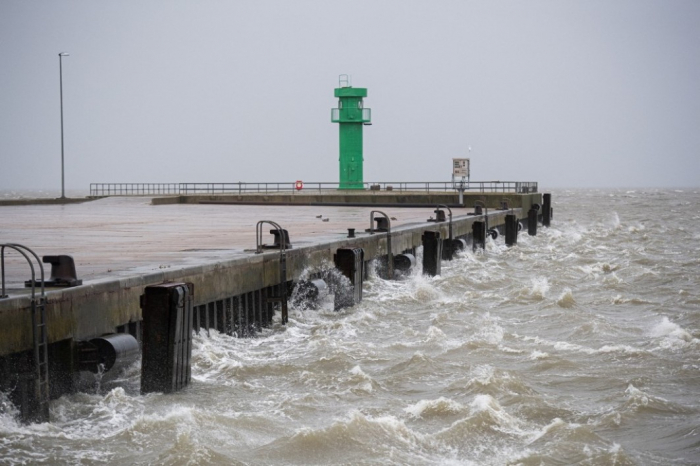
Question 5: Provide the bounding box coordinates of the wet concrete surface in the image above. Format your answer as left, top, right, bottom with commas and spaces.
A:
1, 197, 456, 286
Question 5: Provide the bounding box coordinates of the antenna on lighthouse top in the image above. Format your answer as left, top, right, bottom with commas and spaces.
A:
339, 74, 351, 88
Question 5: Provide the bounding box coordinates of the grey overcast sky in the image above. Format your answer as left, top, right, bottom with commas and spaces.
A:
1, 1, 699, 191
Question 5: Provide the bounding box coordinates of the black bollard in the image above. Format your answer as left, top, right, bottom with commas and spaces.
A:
505, 213, 518, 246
472, 221, 486, 251
543, 193, 551, 227
422, 230, 442, 276
528, 209, 538, 236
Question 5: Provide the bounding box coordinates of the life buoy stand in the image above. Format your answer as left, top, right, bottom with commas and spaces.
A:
295, 180, 303, 191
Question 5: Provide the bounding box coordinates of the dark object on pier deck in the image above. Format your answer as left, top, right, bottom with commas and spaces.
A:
427, 209, 446, 223
262, 229, 292, 250
25, 255, 82, 288
372, 216, 389, 232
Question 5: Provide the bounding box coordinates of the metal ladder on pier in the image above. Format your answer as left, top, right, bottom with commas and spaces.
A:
1, 243, 50, 422
32, 295, 49, 420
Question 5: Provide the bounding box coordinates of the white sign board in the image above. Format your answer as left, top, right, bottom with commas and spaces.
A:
452, 158, 470, 178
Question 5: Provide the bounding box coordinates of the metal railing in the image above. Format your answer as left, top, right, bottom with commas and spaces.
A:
90, 183, 180, 196
90, 181, 538, 197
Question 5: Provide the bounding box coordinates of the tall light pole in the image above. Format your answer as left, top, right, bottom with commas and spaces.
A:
58, 52, 69, 199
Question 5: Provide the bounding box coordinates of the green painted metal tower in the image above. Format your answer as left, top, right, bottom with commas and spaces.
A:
331, 75, 371, 190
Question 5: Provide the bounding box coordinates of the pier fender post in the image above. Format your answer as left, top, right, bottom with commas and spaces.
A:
333, 248, 364, 310
442, 240, 454, 261
543, 193, 552, 227
141, 282, 193, 394
505, 213, 518, 247
528, 208, 538, 236
422, 230, 442, 276
432, 204, 454, 260
368, 211, 393, 279
472, 221, 486, 251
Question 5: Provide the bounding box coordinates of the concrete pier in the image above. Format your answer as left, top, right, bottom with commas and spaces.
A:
0, 191, 542, 419
1, 192, 541, 352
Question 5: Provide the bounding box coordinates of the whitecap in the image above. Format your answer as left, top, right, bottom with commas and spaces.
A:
556, 288, 575, 308
529, 277, 549, 299
649, 316, 698, 350
529, 350, 549, 360
404, 397, 466, 419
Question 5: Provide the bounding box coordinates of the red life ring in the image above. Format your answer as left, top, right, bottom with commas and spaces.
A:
295, 180, 303, 191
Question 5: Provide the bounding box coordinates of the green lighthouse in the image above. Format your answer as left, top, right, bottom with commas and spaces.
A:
331, 75, 371, 190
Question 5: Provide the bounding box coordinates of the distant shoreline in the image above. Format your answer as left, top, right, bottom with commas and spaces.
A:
0, 197, 97, 206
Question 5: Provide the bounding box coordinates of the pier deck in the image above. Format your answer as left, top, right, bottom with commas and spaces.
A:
3, 196, 468, 284
1, 192, 540, 357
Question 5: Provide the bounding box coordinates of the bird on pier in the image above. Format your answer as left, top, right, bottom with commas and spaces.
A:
316, 215, 323, 218
391, 217, 397, 221
322, 218, 329, 222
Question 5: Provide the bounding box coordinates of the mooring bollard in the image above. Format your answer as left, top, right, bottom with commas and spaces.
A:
472, 221, 486, 250
141, 282, 193, 394
505, 213, 518, 246
422, 230, 442, 276
543, 193, 552, 227
528, 208, 538, 236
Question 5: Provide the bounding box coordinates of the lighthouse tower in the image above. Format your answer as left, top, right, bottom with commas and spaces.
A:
331, 75, 371, 190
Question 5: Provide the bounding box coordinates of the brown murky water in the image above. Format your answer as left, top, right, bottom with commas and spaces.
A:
1, 188, 699, 465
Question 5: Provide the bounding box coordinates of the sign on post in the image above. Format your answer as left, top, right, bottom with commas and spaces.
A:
452, 158, 470, 205
452, 158, 470, 178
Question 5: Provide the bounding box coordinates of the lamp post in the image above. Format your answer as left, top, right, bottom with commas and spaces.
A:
58, 52, 69, 199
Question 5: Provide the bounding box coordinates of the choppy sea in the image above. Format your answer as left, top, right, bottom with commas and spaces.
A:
1, 188, 699, 465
